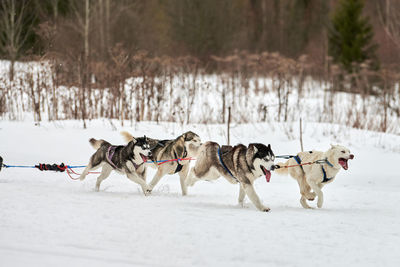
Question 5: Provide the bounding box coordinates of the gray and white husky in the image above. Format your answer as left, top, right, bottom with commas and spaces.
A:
121, 131, 201, 195
185, 142, 276, 212
79, 136, 152, 195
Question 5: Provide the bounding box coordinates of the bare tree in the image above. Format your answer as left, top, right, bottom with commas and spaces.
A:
0, 0, 33, 81
378, 0, 400, 51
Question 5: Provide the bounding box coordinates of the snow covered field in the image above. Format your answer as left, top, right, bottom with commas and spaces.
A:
1, 119, 400, 267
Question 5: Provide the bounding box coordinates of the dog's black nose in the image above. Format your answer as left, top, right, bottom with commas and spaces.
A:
349, 154, 354, 159
271, 164, 280, 171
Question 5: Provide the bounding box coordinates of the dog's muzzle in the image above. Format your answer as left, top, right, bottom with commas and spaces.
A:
271, 164, 280, 171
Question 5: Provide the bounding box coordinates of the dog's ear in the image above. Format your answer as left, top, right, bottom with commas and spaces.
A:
248, 144, 258, 154
330, 144, 336, 149
183, 132, 191, 141
268, 144, 271, 150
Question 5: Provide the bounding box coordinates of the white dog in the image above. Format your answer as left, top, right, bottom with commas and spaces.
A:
275, 144, 354, 208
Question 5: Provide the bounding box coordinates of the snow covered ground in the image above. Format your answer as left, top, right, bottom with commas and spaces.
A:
1, 119, 400, 267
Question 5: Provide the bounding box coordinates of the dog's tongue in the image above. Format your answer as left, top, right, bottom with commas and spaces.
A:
339, 158, 348, 170
141, 154, 148, 162
265, 170, 271, 182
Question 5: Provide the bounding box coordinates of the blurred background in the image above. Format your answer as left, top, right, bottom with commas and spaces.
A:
0, 0, 399, 134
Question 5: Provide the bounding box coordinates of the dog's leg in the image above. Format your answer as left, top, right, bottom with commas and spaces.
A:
297, 175, 315, 200
179, 165, 190, 196
127, 172, 152, 196
243, 183, 270, 212
238, 185, 246, 207
79, 164, 92, 181
79, 161, 95, 181
304, 182, 316, 201
300, 195, 311, 209
185, 167, 200, 187
148, 168, 165, 192
141, 168, 148, 182
79, 161, 102, 181
95, 165, 112, 191
296, 178, 312, 209
308, 180, 324, 208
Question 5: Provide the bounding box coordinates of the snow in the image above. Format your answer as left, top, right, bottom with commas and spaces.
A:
1, 119, 400, 267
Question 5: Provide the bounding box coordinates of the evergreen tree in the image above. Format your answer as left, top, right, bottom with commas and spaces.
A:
328, 0, 378, 72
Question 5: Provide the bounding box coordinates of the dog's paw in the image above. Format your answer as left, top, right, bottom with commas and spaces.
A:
146, 189, 152, 196
238, 202, 248, 208
260, 206, 270, 212
306, 192, 316, 201
300, 200, 311, 209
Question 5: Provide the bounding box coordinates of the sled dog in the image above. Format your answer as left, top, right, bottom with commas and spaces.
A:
121, 131, 201, 195
185, 142, 276, 212
79, 136, 152, 195
275, 144, 354, 209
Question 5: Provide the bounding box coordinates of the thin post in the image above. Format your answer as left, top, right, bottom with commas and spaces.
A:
299, 118, 304, 152
227, 106, 231, 145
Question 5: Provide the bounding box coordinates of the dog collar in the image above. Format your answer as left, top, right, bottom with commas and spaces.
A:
324, 158, 334, 168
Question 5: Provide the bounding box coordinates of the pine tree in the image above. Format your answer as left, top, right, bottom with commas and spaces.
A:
328, 0, 378, 72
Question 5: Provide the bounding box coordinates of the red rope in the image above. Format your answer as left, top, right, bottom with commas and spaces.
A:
65, 166, 101, 181
157, 157, 195, 165
281, 162, 315, 169
65, 157, 195, 180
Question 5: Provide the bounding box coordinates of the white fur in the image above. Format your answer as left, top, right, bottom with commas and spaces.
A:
275, 144, 354, 209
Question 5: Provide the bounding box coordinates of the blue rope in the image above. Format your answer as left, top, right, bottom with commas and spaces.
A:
145, 160, 170, 164
3, 165, 36, 168
276, 155, 295, 159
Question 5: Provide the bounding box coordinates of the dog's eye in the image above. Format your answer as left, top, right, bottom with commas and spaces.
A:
341, 150, 345, 153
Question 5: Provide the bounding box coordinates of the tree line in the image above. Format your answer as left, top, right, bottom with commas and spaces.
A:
0, 0, 399, 134
1, 0, 399, 75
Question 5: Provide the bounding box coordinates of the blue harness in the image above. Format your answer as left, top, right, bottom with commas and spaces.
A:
294, 154, 334, 183
217, 147, 238, 182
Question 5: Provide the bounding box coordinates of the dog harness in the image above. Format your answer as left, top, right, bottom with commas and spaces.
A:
321, 159, 334, 183
294, 155, 304, 172
217, 147, 238, 182
106, 145, 142, 170
294, 154, 334, 183
106, 146, 119, 169
173, 148, 187, 173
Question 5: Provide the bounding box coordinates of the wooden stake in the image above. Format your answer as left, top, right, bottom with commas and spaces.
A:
227, 106, 231, 145
299, 118, 304, 152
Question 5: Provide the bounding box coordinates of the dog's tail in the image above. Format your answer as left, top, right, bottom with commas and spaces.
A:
121, 131, 134, 142
89, 138, 104, 150
274, 160, 289, 175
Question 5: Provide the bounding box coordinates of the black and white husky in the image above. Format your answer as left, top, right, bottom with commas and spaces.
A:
79, 136, 152, 195
185, 142, 276, 212
121, 131, 201, 195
